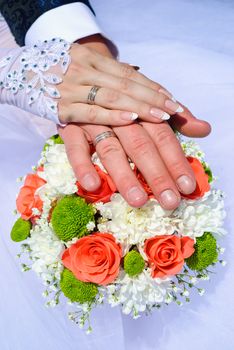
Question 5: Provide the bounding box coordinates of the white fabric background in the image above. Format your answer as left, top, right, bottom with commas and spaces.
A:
0, 0, 233, 349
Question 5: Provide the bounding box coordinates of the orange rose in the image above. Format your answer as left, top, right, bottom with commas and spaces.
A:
134, 166, 154, 198
77, 165, 117, 203
182, 157, 210, 200
144, 235, 195, 278
16, 173, 46, 220
62, 232, 122, 285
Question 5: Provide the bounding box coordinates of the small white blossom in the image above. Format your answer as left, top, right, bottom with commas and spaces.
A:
86, 221, 95, 231
198, 288, 205, 296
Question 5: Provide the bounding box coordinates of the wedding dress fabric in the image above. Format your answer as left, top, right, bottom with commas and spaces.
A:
0, 1, 233, 349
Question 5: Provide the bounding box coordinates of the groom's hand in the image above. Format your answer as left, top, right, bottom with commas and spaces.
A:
59, 34, 211, 210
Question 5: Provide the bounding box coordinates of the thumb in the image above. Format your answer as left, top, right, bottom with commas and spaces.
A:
169, 103, 211, 138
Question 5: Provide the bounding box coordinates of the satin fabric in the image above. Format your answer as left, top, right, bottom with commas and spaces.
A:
0, 1, 233, 349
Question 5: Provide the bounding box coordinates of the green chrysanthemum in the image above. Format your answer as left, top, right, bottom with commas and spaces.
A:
124, 250, 145, 277
202, 162, 213, 183
51, 195, 95, 241
11, 217, 32, 242
186, 232, 218, 271
60, 268, 98, 303
43, 134, 64, 151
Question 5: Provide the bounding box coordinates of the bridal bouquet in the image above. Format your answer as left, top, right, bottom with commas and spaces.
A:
11, 134, 226, 333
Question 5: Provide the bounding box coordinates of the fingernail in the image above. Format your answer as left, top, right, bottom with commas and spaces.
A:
150, 108, 170, 120
127, 186, 147, 204
160, 189, 180, 209
165, 99, 184, 113
177, 175, 196, 194
121, 112, 138, 121
158, 88, 173, 99
80, 174, 100, 191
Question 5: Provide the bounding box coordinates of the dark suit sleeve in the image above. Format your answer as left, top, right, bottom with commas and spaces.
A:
0, 0, 95, 46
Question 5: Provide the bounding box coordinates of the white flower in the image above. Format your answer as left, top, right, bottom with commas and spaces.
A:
106, 269, 172, 316
174, 189, 226, 239
26, 221, 64, 282
86, 221, 95, 231
97, 194, 176, 246
182, 289, 190, 297
198, 288, 205, 296
91, 152, 107, 172
189, 276, 198, 284
181, 140, 205, 161
37, 144, 77, 197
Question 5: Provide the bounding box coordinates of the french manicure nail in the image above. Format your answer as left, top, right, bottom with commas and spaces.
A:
121, 112, 138, 121
165, 99, 184, 113
81, 174, 100, 191
127, 186, 147, 203
150, 108, 170, 120
177, 175, 196, 194
160, 189, 180, 209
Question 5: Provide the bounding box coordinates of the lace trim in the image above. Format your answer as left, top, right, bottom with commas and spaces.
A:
0, 38, 71, 120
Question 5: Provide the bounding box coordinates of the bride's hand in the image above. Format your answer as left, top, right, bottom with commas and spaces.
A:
0, 37, 182, 126
57, 43, 184, 125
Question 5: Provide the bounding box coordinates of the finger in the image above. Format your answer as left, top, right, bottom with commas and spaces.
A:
58, 124, 101, 191
60, 85, 171, 123
83, 70, 184, 116
113, 124, 181, 210
81, 124, 148, 207
91, 53, 172, 96
59, 102, 139, 125
90, 53, 211, 137
141, 122, 197, 195
168, 103, 212, 137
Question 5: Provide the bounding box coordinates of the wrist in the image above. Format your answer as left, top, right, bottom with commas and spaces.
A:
77, 34, 115, 58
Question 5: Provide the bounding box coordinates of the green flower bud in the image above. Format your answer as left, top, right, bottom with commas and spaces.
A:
60, 268, 98, 303
202, 162, 213, 183
11, 217, 31, 242
43, 134, 64, 151
186, 232, 218, 271
51, 195, 95, 242
124, 250, 145, 277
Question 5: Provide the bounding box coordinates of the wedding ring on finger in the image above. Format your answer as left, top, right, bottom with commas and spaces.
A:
94, 131, 116, 147
87, 85, 101, 105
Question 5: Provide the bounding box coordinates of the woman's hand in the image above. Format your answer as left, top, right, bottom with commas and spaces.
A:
57, 42, 185, 125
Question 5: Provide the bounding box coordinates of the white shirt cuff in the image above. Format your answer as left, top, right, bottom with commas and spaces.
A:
25, 3, 102, 45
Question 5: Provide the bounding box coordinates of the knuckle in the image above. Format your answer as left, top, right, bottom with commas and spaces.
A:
121, 63, 135, 79
170, 159, 187, 175
99, 140, 121, 161
75, 45, 91, 58
155, 128, 174, 145
104, 89, 120, 104
131, 136, 152, 157
152, 90, 165, 106
87, 106, 97, 123
151, 174, 169, 189
119, 77, 131, 91
58, 104, 71, 123
65, 144, 77, 158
